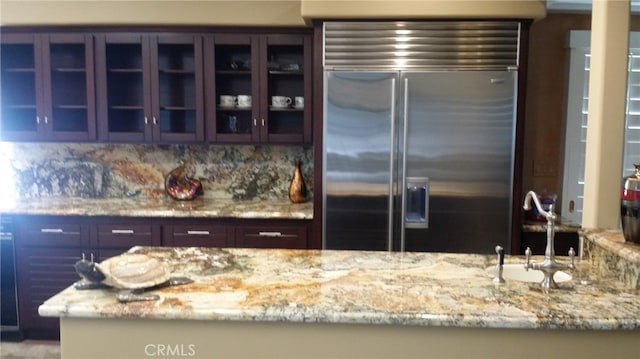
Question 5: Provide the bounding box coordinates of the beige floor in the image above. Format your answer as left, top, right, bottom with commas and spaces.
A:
0, 340, 60, 359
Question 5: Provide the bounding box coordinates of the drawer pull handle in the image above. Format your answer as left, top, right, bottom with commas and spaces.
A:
258, 231, 282, 237
41, 228, 64, 233
111, 229, 135, 234
187, 230, 210, 235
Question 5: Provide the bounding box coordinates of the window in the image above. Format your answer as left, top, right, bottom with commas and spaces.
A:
562, 30, 639, 224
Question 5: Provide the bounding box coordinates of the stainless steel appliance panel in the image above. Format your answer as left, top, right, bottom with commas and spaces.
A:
323, 71, 397, 250
400, 71, 516, 253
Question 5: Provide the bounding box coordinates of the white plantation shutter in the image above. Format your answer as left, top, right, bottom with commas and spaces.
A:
624, 54, 640, 169
562, 31, 640, 224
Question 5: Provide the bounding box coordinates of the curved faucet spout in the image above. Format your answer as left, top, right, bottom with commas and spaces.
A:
523, 190, 556, 221
521, 190, 573, 292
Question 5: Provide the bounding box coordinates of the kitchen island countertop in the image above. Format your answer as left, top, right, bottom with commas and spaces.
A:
39, 246, 639, 330
0, 196, 313, 219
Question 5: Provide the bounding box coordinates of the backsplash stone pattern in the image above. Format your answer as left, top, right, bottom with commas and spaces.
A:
0, 143, 313, 201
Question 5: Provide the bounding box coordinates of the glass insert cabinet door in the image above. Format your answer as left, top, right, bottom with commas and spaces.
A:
205, 33, 311, 144
95, 33, 203, 142
1, 33, 96, 141
261, 34, 311, 144
205, 34, 258, 143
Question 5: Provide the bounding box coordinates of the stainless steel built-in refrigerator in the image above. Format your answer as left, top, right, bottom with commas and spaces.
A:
322, 22, 520, 253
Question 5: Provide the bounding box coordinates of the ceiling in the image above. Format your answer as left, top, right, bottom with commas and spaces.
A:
547, 0, 640, 13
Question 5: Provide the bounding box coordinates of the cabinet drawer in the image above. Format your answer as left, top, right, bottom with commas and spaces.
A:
167, 225, 232, 248
520, 231, 579, 256
97, 224, 158, 248
19, 223, 85, 247
236, 226, 307, 249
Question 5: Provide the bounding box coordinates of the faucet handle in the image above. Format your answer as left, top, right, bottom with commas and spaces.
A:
524, 247, 532, 270
495, 245, 504, 265
568, 247, 576, 269
493, 245, 505, 284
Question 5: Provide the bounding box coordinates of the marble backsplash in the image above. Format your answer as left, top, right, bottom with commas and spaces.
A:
0, 143, 313, 201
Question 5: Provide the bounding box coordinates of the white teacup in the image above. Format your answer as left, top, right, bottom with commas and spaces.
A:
219, 95, 236, 108
272, 96, 292, 108
294, 96, 304, 109
237, 95, 252, 108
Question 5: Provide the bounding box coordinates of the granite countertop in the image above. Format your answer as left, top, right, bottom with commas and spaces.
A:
522, 218, 581, 233
0, 197, 313, 220
39, 246, 640, 330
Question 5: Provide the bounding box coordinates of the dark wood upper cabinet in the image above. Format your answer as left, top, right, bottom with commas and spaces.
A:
205, 33, 312, 144
95, 33, 204, 143
3, 28, 311, 145
1, 33, 96, 141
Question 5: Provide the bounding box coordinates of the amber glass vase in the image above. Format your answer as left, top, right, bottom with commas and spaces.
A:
289, 160, 307, 203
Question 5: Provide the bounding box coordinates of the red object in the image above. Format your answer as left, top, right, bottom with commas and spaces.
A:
621, 188, 640, 201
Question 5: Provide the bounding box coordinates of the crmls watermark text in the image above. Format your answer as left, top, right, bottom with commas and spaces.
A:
144, 344, 196, 357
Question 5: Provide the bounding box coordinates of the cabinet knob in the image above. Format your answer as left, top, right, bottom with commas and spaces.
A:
145, 116, 149, 125
253, 118, 257, 127
44, 116, 48, 125
153, 116, 158, 125
261, 118, 265, 127
186, 230, 210, 235
36, 116, 41, 124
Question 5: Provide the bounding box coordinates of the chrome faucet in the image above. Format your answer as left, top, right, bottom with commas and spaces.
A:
522, 190, 575, 291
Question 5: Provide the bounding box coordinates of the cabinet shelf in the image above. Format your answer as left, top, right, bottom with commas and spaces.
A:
108, 68, 143, 73
217, 106, 252, 111
216, 70, 251, 75
268, 70, 303, 76
110, 105, 145, 110
54, 105, 88, 109
3, 68, 36, 73
160, 106, 197, 111
159, 69, 195, 74
53, 68, 86, 73
6, 104, 37, 109
269, 106, 304, 111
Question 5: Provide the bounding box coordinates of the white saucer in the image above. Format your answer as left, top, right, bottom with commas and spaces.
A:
236, 105, 252, 109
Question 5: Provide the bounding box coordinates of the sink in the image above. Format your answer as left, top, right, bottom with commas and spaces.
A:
485, 264, 572, 283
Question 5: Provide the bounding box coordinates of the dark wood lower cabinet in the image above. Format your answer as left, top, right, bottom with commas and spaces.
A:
14, 216, 91, 339
13, 215, 311, 338
519, 231, 580, 256
15, 247, 86, 339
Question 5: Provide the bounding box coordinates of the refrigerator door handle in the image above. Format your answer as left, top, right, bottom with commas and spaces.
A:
387, 77, 396, 252
399, 77, 410, 251
405, 177, 430, 229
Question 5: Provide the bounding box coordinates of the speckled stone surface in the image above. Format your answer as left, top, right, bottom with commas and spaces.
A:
581, 228, 640, 289
39, 246, 640, 330
0, 142, 313, 201
0, 196, 312, 219
522, 217, 580, 233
